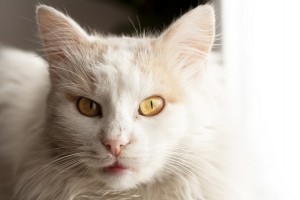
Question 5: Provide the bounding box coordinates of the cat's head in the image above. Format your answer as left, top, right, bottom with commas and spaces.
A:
37, 5, 215, 190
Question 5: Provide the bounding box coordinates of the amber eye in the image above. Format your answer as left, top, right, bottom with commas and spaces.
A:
139, 96, 165, 116
77, 97, 101, 117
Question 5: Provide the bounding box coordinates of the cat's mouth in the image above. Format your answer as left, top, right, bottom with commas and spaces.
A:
103, 162, 132, 174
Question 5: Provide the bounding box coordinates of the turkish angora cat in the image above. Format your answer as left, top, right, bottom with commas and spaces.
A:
0, 4, 262, 200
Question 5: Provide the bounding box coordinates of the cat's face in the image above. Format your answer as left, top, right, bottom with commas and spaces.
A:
37, 5, 215, 190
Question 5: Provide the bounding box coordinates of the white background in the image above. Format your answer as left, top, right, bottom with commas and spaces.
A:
222, 0, 300, 199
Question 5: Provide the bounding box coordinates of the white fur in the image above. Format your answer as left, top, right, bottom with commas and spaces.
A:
0, 5, 267, 200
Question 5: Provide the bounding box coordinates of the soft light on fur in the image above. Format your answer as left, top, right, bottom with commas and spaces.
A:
0, 5, 267, 200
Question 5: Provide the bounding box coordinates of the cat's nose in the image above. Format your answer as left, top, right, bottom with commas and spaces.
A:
101, 138, 129, 156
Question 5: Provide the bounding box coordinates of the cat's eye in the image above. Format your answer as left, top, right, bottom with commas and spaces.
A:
77, 97, 102, 117
139, 96, 165, 116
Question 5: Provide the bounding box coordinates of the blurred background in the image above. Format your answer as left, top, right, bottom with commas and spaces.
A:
0, 0, 221, 50
0, 0, 299, 200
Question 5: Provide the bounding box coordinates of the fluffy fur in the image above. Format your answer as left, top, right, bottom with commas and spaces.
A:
0, 5, 264, 200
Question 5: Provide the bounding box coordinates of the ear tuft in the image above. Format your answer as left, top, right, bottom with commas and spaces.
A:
36, 5, 89, 62
158, 5, 215, 75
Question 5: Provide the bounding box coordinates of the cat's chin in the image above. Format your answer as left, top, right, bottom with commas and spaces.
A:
97, 164, 160, 190
100, 170, 139, 190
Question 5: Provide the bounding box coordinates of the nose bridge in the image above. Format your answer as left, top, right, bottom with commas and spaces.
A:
103, 111, 131, 141
106, 116, 124, 139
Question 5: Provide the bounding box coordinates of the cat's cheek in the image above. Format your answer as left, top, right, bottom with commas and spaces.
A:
139, 104, 188, 140
46, 99, 106, 151
124, 125, 173, 181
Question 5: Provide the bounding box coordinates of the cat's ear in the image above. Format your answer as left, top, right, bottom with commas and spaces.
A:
158, 5, 215, 80
36, 5, 89, 62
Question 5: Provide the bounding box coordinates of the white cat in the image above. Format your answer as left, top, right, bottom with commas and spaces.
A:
0, 4, 264, 200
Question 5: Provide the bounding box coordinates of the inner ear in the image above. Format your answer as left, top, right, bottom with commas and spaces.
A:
36, 5, 89, 63
158, 5, 215, 69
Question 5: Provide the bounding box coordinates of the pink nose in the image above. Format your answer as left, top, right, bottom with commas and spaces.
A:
101, 138, 129, 156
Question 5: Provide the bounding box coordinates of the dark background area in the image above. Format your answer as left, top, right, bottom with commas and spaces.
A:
0, 0, 219, 51
103, 0, 210, 34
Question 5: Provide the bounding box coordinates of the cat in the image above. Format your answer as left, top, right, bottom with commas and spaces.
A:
0, 4, 264, 200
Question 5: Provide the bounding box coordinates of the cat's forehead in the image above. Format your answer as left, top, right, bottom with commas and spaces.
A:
86, 36, 182, 103
84, 37, 149, 96
89, 36, 154, 70
105, 36, 155, 50
102, 36, 155, 67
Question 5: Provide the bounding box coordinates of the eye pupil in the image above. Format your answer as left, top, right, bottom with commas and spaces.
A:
90, 100, 94, 110
150, 100, 154, 109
